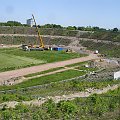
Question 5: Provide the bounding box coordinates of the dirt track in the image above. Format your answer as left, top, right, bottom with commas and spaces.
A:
0, 53, 98, 82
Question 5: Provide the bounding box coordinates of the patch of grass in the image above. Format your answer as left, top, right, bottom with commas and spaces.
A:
0, 70, 86, 91
24, 67, 64, 78
0, 53, 45, 72
75, 66, 98, 72
4, 49, 85, 63
0, 48, 86, 72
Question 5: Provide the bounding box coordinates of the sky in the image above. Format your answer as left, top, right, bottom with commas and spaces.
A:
0, 0, 120, 29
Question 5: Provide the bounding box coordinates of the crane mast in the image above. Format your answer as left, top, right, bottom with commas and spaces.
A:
32, 14, 44, 48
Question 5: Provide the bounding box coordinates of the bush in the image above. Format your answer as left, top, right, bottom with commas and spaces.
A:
58, 101, 77, 114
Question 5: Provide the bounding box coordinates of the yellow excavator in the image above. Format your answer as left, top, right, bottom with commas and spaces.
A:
22, 14, 48, 51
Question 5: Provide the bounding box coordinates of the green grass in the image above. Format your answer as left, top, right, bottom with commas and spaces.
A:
3, 49, 84, 63
0, 70, 86, 91
75, 66, 98, 72
24, 67, 64, 78
0, 48, 86, 72
0, 53, 45, 72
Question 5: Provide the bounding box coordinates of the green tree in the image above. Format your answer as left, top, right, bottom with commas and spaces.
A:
78, 26, 85, 31
6, 21, 22, 26
67, 26, 76, 30
113, 28, 119, 32
93, 27, 100, 31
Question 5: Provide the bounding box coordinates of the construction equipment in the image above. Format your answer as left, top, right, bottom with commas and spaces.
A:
22, 14, 49, 51
66, 48, 75, 53
32, 14, 44, 48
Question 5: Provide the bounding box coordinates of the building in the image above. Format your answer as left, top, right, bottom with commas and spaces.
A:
27, 18, 33, 27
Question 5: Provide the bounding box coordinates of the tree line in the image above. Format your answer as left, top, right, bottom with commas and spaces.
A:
0, 21, 119, 32
0, 21, 28, 27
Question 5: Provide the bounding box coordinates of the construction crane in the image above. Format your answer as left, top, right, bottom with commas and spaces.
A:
32, 14, 44, 48
22, 14, 49, 51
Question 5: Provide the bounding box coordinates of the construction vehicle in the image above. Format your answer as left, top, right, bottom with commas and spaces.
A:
22, 14, 49, 51
66, 48, 74, 53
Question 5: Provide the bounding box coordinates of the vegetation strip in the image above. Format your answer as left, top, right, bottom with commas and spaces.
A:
24, 67, 64, 78
0, 79, 119, 103
80, 40, 120, 58
0, 86, 120, 120
0, 48, 84, 72
0, 84, 119, 109
0, 70, 86, 91
0, 74, 86, 93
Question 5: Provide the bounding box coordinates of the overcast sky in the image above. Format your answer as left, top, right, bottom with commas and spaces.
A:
0, 0, 119, 29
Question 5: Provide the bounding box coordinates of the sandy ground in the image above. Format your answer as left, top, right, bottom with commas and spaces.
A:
0, 84, 119, 109
0, 53, 99, 83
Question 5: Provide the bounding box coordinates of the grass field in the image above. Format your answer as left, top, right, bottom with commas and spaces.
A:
0, 53, 45, 72
0, 48, 85, 72
0, 69, 86, 90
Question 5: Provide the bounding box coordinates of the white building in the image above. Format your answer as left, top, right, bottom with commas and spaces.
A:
27, 18, 33, 27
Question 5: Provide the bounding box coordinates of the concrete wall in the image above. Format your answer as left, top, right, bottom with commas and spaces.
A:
114, 71, 120, 80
